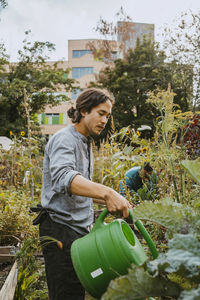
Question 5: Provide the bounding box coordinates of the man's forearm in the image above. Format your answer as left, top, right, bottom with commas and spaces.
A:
70, 174, 111, 200
70, 174, 132, 218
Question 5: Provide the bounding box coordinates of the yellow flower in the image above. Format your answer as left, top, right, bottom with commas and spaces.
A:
136, 130, 141, 137
10, 131, 13, 136
21, 131, 25, 136
140, 147, 147, 153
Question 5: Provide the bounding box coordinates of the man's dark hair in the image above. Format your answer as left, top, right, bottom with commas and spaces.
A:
144, 163, 153, 173
67, 88, 115, 123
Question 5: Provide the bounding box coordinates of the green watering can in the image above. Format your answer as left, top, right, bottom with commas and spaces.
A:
71, 209, 158, 299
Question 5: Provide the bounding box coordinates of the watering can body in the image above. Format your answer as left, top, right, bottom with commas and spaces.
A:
71, 212, 146, 298
71, 209, 158, 299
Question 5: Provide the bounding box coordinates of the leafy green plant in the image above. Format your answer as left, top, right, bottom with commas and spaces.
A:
102, 159, 200, 299
0, 189, 38, 245
102, 265, 180, 300
181, 159, 200, 184
14, 237, 48, 300
134, 172, 159, 203
93, 125, 153, 200
0, 135, 43, 197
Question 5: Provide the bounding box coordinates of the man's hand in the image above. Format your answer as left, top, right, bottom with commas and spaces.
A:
105, 188, 133, 218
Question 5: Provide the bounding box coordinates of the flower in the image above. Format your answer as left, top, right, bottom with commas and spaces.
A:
136, 130, 141, 137
20, 131, 25, 136
9, 131, 13, 136
140, 147, 147, 153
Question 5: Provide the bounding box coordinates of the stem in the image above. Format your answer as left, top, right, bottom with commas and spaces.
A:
23, 88, 34, 199
162, 111, 180, 203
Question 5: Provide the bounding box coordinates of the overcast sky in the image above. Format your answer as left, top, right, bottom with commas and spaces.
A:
0, 0, 199, 62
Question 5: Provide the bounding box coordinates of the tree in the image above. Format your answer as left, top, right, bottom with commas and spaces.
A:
0, 32, 76, 136
94, 37, 192, 132
86, 7, 136, 66
0, 0, 7, 9
162, 10, 200, 111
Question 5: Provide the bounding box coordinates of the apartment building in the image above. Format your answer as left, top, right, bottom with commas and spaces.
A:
39, 22, 154, 137
39, 39, 115, 136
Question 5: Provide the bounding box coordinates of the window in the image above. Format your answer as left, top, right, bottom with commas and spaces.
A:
72, 67, 93, 79
72, 50, 92, 58
103, 51, 118, 63
111, 51, 118, 60
41, 113, 67, 125
71, 89, 81, 101
43, 113, 59, 125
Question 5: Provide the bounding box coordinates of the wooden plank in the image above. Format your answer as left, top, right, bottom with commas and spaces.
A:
0, 254, 15, 263
0, 247, 13, 254
0, 261, 18, 300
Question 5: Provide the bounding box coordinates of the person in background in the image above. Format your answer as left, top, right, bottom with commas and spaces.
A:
35, 88, 132, 300
119, 163, 156, 197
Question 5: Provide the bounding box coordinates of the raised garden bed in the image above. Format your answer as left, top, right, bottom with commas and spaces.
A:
0, 246, 18, 300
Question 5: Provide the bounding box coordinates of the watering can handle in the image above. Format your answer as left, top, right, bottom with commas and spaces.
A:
92, 209, 158, 259
128, 209, 158, 259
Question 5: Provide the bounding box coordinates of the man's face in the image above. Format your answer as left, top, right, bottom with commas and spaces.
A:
81, 100, 112, 136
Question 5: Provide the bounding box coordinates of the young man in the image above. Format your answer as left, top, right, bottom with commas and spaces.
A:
39, 88, 131, 300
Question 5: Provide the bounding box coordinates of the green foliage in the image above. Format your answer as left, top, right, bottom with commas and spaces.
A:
0, 189, 37, 245
0, 135, 42, 245
93, 124, 152, 194
148, 234, 200, 281
0, 31, 76, 136
95, 88, 200, 299
134, 198, 200, 236
101, 158, 200, 299
162, 10, 200, 110
147, 89, 199, 204
93, 37, 192, 133
179, 285, 200, 300
0, 134, 45, 298
135, 172, 159, 202
0, 135, 43, 196
102, 265, 180, 300
181, 159, 200, 184
102, 232, 200, 299
14, 237, 48, 300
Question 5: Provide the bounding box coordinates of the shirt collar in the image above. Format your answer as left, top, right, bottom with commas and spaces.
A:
69, 125, 92, 144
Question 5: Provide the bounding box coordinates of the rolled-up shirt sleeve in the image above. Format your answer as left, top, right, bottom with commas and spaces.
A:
47, 133, 81, 196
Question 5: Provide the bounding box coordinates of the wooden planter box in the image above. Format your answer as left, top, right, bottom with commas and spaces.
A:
0, 246, 18, 300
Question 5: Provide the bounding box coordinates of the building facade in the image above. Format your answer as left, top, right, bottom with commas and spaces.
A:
39, 39, 112, 136
39, 22, 154, 137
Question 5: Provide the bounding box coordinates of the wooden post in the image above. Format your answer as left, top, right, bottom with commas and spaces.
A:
0, 261, 18, 300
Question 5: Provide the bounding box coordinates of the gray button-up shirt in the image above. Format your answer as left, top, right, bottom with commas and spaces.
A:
41, 124, 94, 235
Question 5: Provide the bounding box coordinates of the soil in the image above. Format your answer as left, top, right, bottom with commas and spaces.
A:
0, 261, 13, 290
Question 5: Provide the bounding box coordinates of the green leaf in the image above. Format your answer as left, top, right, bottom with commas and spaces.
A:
101, 265, 180, 300
148, 234, 200, 280
134, 198, 187, 233
181, 159, 200, 184
123, 145, 134, 155
179, 285, 200, 300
